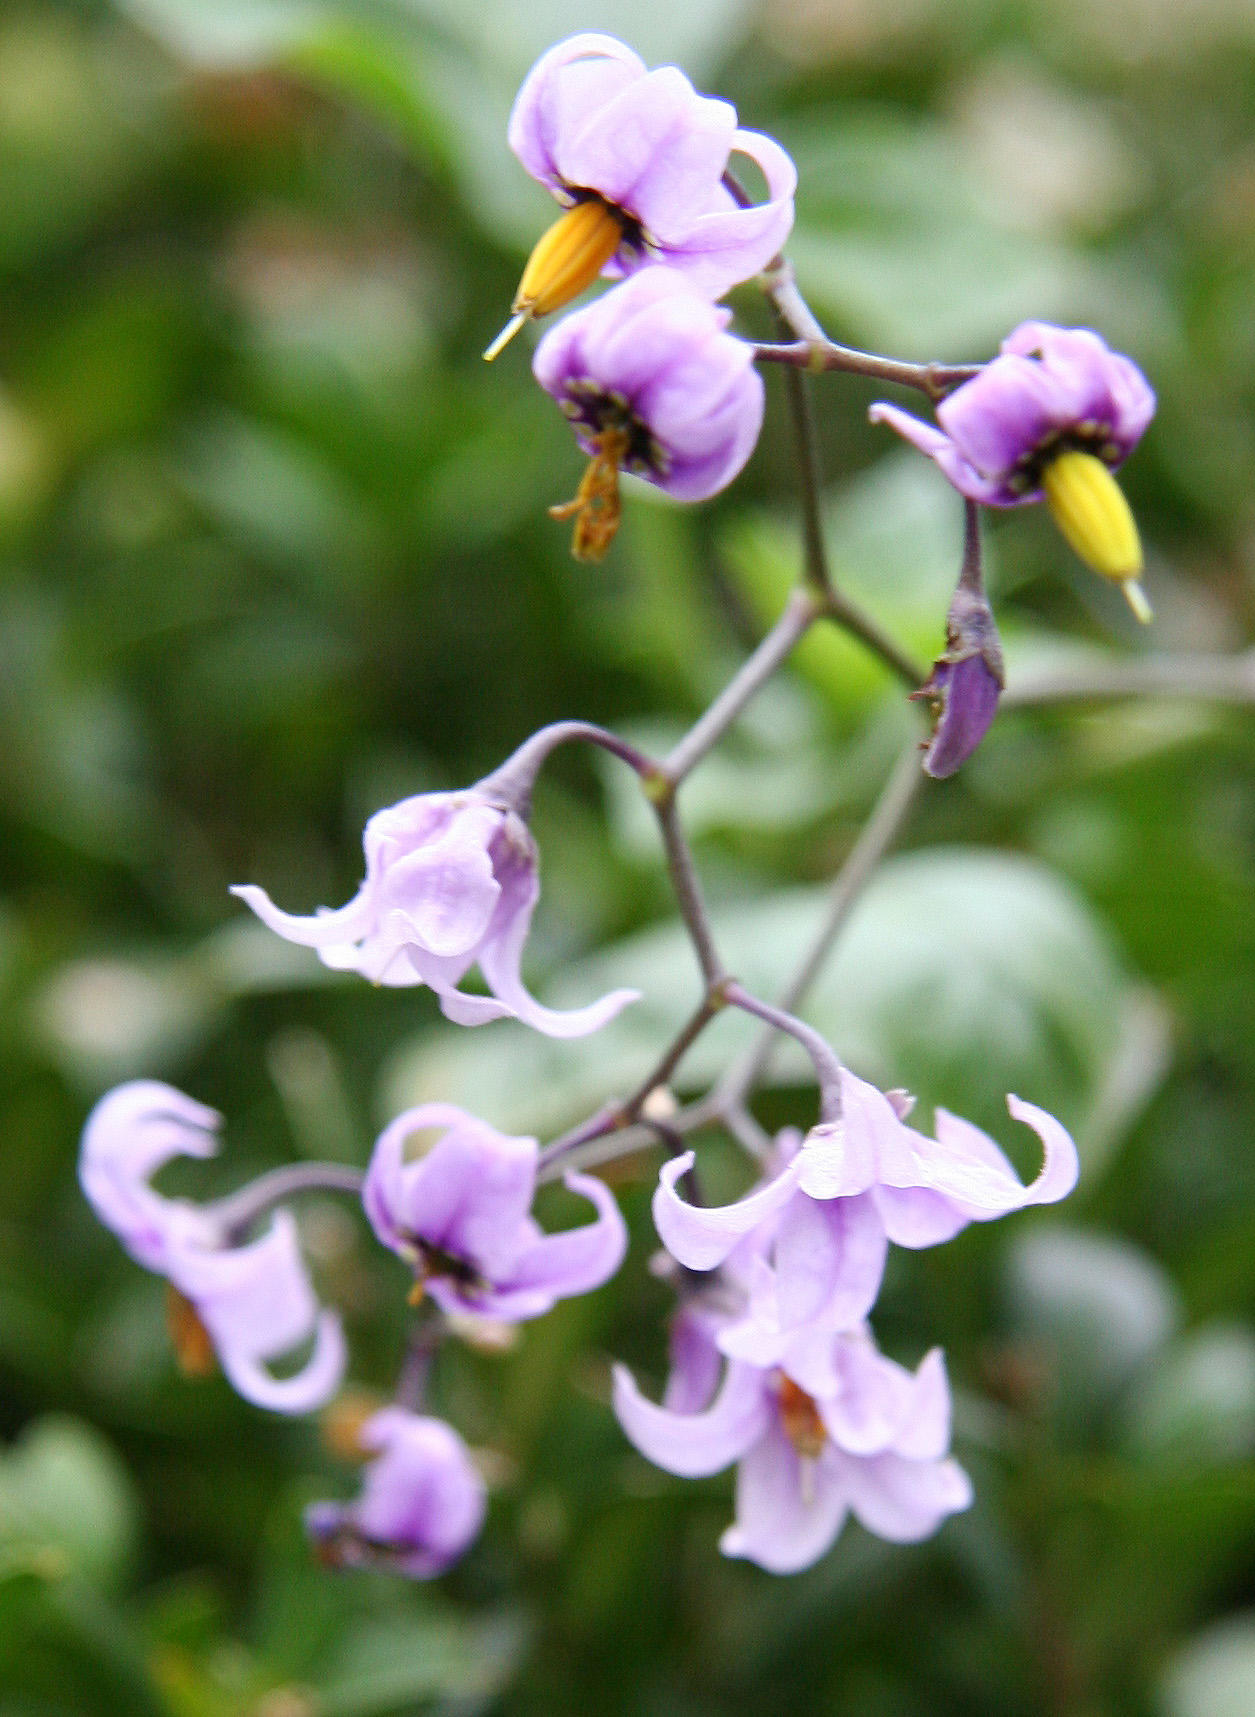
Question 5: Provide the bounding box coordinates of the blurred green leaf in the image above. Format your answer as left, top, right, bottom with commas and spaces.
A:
1005, 1227, 1179, 1422
384, 846, 1156, 1155
0, 1417, 138, 1591
1123, 1324, 1255, 1467
1161, 1616, 1255, 1717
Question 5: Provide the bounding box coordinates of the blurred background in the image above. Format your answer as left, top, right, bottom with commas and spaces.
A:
2, 1, 1255, 1712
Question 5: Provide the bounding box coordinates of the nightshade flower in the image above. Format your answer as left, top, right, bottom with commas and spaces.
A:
233, 786, 638, 1038
871, 322, 1156, 620
614, 1313, 971, 1573
533, 267, 764, 560
79, 1081, 346, 1414
306, 1406, 486, 1579
362, 1103, 627, 1320
485, 32, 796, 357
654, 1072, 1079, 1332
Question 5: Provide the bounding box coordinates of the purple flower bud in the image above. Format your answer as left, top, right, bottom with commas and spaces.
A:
533, 268, 764, 558
654, 1071, 1079, 1334
306, 1407, 486, 1579
913, 579, 1006, 780
362, 1104, 627, 1321
79, 1082, 346, 1414
613, 1317, 971, 1574
870, 321, 1155, 506
233, 785, 638, 1039
508, 34, 795, 303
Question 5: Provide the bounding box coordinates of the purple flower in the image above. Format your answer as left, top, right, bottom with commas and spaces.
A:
614, 1311, 971, 1573
79, 1082, 346, 1414
232, 787, 638, 1038
306, 1406, 486, 1579
870, 323, 1154, 507
871, 322, 1156, 620
654, 1071, 1079, 1333
362, 1103, 627, 1321
534, 268, 763, 559
507, 32, 795, 305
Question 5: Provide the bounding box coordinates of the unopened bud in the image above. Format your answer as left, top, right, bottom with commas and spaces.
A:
913, 583, 1005, 779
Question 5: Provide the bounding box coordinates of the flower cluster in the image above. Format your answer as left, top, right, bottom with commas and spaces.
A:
614, 1072, 1077, 1571
484, 33, 796, 559
78, 28, 1144, 1592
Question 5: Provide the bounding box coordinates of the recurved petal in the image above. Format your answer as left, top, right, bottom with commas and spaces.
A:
79, 1080, 221, 1270
476, 886, 639, 1039
496, 1170, 627, 1305
613, 1357, 769, 1478
869, 403, 1019, 504
169, 1211, 346, 1414
839, 1448, 973, 1543
719, 1419, 849, 1574
652, 1151, 801, 1272
217, 1307, 347, 1415
658, 125, 797, 298
230, 881, 376, 951
917, 1095, 1079, 1218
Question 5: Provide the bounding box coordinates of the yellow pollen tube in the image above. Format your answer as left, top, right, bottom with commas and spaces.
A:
1041, 448, 1152, 623
484, 198, 627, 361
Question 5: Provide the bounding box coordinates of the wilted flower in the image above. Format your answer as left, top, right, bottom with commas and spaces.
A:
306, 1406, 486, 1578
79, 1082, 346, 1413
362, 1103, 627, 1320
654, 1072, 1078, 1331
233, 786, 638, 1038
913, 513, 1005, 779
871, 321, 1156, 620
614, 1312, 971, 1574
534, 267, 763, 559
486, 32, 796, 356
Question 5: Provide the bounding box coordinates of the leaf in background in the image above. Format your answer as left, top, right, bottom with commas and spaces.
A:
1004, 1227, 1180, 1426
382, 846, 1159, 1161
1161, 1616, 1255, 1717
0, 1417, 138, 1591
1122, 1324, 1255, 1468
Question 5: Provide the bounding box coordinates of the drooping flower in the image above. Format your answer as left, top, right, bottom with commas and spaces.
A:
614, 1310, 971, 1574
486, 32, 796, 356
533, 267, 763, 559
306, 1406, 486, 1579
232, 784, 638, 1038
871, 322, 1156, 620
362, 1103, 627, 1321
654, 1072, 1079, 1333
79, 1081, 346, 1413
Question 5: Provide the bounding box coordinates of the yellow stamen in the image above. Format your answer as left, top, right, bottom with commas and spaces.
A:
484, 198, 627, 360
166, 1286, 216, 1378
1041, 449, 1152, 623
548, 426, 629, 562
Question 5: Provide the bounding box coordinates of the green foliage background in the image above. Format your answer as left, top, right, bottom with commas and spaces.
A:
2, 1, 1255, 1712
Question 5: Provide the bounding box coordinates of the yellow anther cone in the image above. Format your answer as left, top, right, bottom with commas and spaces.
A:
484, 199, 626, 360
1042, 448, 1152, 622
